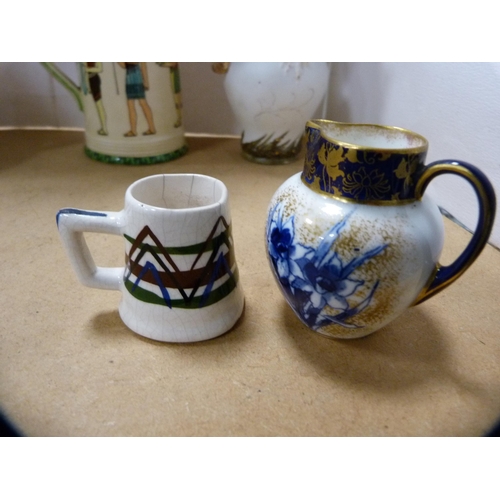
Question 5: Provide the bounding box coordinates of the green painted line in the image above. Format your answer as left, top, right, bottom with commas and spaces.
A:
124, 268, 239, 309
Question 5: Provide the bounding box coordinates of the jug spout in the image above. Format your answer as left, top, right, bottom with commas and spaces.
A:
302, 119, 429, 204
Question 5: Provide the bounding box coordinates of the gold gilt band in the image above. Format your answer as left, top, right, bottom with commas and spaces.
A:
301, 120, 428, 204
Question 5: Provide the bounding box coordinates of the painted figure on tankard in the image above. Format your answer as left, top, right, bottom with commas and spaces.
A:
117, 62, 157, 137
81, 63, 108, 136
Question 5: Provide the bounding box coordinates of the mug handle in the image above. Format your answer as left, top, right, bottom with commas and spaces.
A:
41, 63, 84, 111
56, 208, 125, 291
413, 160, 496, 305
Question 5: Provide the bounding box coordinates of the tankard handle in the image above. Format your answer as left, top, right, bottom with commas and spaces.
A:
413, 160, 496, 304
41, 63, 84, 111
56, 208, 125, 290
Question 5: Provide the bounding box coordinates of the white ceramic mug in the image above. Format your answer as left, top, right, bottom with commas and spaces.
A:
57, 174, 245, 342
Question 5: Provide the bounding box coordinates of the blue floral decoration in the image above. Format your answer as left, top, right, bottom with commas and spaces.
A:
266, 203, 387, 330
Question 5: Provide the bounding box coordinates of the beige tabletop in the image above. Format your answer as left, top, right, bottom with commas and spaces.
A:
1, 130, 499, 437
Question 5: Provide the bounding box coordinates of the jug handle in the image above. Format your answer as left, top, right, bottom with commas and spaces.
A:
413, 160, 496, 305
41, 62, 84, 111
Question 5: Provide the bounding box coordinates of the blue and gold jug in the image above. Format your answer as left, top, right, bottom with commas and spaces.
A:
265, 119, 496, 339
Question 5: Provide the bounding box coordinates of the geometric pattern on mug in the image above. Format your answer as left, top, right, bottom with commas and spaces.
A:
123, 216, 238, 308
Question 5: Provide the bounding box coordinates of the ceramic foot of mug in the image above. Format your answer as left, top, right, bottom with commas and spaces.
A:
119, 292, 245, 343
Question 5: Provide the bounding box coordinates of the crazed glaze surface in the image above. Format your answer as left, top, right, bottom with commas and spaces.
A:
119, 175, 244, 342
